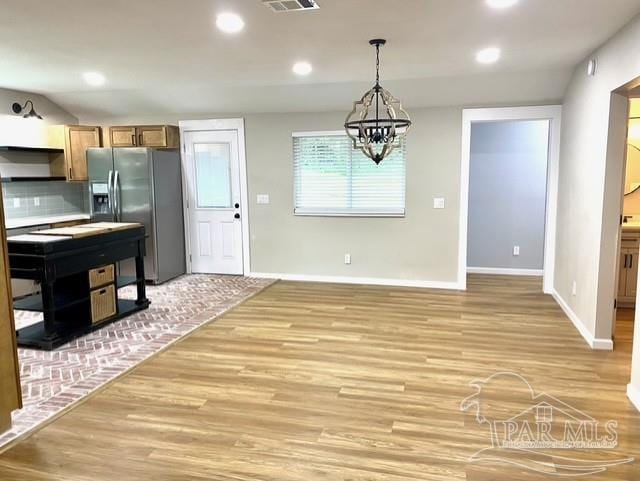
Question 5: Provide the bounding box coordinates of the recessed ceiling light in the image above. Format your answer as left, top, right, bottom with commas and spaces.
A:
216, 12, 244, 34
83, 72, 106, 86
292, 61, 313, 76
476, 47, 501, 64
486, 0, 519, 8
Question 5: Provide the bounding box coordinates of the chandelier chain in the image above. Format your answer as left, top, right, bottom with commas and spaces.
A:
375, 43, 380, 86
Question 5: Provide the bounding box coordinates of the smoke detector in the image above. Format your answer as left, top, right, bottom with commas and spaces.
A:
262, 0, 319, 12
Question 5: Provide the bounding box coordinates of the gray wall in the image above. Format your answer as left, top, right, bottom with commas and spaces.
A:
83, 107, 463, 284
468, 120, 549, 270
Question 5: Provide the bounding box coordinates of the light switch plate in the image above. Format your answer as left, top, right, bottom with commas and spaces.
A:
433, 198, 445, 209
513, 246, 520, 256
257, 194, 270, 205
344, 254, 351, 265
33, 197, 40, 207
13, 198, 20, 208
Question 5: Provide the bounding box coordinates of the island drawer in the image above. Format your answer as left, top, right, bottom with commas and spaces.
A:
89, 264, 115, 288
90, 284, 116, 324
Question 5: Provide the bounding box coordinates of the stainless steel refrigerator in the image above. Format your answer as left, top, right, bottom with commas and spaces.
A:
86, 147, 185, 284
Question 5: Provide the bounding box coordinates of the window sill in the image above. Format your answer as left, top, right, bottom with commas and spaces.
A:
294, 211, 405, 218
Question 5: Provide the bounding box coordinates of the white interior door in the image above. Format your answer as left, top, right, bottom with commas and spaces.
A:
184, 130, 243, 275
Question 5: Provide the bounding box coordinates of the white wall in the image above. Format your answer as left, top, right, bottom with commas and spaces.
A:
0, 88, 77, 147
468, 120, 549, 271
554, 15, 640, 343
551, 14, 640, 405
83, 107, 463, 287
0, 87, 77, 178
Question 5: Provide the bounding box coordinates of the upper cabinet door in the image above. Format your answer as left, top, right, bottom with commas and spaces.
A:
66, 126, 101, 181
136, 125, 179, 149
137, 126, 167, 147
109, 125, 179, 149
109, 127, 137, 147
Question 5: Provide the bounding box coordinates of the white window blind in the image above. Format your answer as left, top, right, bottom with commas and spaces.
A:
293, 132, 406, 216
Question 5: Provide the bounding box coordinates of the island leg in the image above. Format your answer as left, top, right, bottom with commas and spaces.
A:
41, 280, 57, 341
135, 239, 148, 306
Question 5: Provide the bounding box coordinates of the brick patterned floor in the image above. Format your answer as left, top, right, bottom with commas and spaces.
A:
2, 274, 275, 450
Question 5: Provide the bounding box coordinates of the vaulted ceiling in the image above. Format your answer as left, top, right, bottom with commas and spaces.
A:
1, 0, 639, 117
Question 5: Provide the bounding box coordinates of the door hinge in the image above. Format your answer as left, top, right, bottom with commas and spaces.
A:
189, 254, 192, 263
614, 299, 618, 309
620, 215, 624, 226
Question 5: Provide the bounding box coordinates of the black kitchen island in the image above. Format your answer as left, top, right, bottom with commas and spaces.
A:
8, 223, 150, 350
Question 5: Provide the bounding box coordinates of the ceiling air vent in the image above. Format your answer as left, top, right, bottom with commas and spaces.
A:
262, 0, 319, 12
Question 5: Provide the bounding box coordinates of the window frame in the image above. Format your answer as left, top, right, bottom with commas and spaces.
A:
292, 130, 406, 218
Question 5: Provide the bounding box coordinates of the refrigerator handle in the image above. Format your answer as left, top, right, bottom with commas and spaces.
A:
113, 170, 120, 222
107, 170, 114, 215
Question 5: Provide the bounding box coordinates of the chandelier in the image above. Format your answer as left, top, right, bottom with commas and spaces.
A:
345, 39, 411, 165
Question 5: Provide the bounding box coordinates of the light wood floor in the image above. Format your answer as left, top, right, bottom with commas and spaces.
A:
0, 275, 638, 480
616, 308, 635, 350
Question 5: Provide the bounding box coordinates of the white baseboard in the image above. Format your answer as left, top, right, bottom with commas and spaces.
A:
551, 289, 614, 351
467, 267, 543, 276
249, 272, 463, 290
627, 383, 640, 412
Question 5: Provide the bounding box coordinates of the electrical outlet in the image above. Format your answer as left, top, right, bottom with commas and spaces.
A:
33, 197, 40, 207
13, 198, 20, 208
572, 281, 577, 296
257, 194, 270, 205
433, 197, 445, 209
344, 254, 351, 265
513, 246, 520, 256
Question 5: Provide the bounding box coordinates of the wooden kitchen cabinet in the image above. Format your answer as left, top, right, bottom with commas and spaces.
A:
109, 126, 137, 147
48, 125, 102, 181
0, 185, 22, 433
108, 125, 179, 149
618, 232, 640, 307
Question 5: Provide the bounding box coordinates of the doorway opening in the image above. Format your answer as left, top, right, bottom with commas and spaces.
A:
614, 98, 640, 350
467, 119, 550, 277
178, 119, 250, 276
459, 106, 562, 292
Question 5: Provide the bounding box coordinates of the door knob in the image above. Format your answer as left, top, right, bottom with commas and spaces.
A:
234, 213, 240, 219
235, 203, 240, 208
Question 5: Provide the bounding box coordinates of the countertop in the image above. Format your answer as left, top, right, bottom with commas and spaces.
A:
5, 214, 90, 230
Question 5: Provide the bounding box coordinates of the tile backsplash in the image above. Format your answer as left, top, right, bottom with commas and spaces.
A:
2, 181, 88, 219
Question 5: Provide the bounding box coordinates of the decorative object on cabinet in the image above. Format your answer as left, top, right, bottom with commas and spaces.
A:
618, 230, 640, 307
11, 99, 43, 119
0, 183, 23, 434
344, 39, 411, 165
47, 125, 102, 181
108, 125, 179, 149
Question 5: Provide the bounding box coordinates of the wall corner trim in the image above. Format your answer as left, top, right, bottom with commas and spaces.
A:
551, 289, 613, 351
627, 383, 640, 412
248, 272, 464, 291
